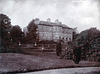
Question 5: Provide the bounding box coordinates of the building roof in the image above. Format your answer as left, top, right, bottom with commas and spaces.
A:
35, 19, 72, 29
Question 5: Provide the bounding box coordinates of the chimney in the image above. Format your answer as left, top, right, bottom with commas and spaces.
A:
47, 18, 51, 23
55, 19, 59, 24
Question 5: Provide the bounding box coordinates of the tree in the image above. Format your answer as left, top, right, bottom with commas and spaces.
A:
73, 28, 100, 63
10, 25, 24, 53
0, 14, 24, 53
79, 28, 100, 60
0, 13, 12, 52
73, 27, 79, 41
56, 40, 62, 56
10, 25, 24, 44
61, 27, 100, 63
26, 19, 38, 43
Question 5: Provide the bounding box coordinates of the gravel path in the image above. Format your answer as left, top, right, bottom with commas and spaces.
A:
19, 67, 100, 74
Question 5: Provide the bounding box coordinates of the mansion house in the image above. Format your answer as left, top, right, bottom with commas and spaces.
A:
34, 18, 73, 43
23, 18, 74, 43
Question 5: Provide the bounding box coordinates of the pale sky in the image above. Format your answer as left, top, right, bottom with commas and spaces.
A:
0, 0, 100, 32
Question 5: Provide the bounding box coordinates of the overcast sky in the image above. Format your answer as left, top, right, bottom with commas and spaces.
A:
0, 0, 100, 32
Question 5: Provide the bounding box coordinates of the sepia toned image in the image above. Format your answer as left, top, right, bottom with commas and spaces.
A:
0, 0, 100, 74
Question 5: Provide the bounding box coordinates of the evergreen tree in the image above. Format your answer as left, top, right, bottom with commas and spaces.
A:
26, 19, 38, 43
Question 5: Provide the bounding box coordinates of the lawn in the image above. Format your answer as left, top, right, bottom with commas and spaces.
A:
0, 50, 100, 73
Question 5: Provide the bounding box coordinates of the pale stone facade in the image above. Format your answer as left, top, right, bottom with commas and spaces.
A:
34, 18, 73, 43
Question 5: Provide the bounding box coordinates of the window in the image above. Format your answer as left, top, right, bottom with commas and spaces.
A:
49, 27, 52, 32
66, 38, 68, 41
56, 37, 58, 39
45, 34, 48, 36
59, 37, 61, 39
69, 38, 71, 40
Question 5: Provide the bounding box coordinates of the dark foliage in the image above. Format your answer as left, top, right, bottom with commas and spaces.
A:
56, 40, 62, 56
61, 28, 100, 63
26, 19, 38, 43
0, 14, 23, 53
10, 25, 24, 44
73, 28, 100, 63
0, 14, 12, 52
